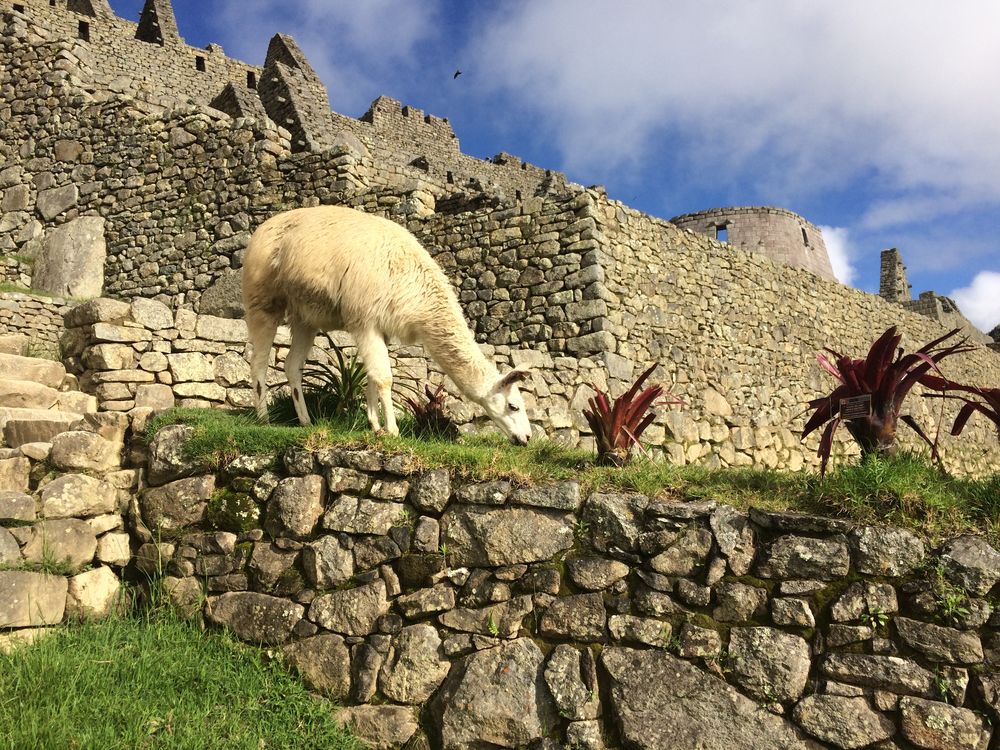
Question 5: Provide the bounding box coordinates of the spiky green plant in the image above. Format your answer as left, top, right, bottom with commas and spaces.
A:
269, 345, 368, 427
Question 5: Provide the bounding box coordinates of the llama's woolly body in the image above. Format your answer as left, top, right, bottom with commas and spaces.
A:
242, 205, 532, 442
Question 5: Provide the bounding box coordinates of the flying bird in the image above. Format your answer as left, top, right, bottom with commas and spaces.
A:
453, 69, 462, 79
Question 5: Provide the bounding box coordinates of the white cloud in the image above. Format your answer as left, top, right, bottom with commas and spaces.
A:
468, 1, 1000, 221
819, 226, 858, 287
950, 272, 1000, 333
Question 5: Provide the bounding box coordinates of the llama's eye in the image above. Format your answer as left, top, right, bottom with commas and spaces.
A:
508, 403, 520, 412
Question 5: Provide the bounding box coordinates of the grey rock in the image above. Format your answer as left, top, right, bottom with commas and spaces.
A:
895, 617, 984, 665
301, 535, 353, 588
353, 535, 401, 570
336, 705, 419, 750
714, 581, 769, 622
510, 481, 581, 511
566, 720, 605, 750
728, 626, 810, 703
545, 644, 600, 720
793, 695, 895, 748
0, 527, 20, 566
438, 596, 533, 638
772, 598, 815, 628
147, 425, 209, 485
758, 534, 850, 580
248, 543, 300, 592
602, 648, 822, 749
39, 473, 117, 518
454, 479, 511, 506
581, 492, 649, 554
676, 578, 712, 607
540, 593, 606, 641
850, 525, 925, 577
678, 622, 722, 659
899, 696, 989, 750
633, 585, 688, 618
350, 642, 384, 704
830, 581, 898, 622
749, 508, 853, 534
822, 654, 936, 697
0, 456, 30, 493
282, 633, 351, 700
32, 215, 104, 297
566, 556, 630, 591
323, 496, 405, 536
413, 516, 440, 553
199, 269, 244, 318
827, 624, 873, 648
35, 184, 79, 221
434, 638, 557, 749
263, 475, 325, 539
49, 431, 120, 473
941, 536, 1000, 596
379, 624, 450, 704
0, 571, 68, 627
650, 528, 713, 576
441, 505, 574, 566
141, 475, 215, 532
396, 583, 456, 619
206, 592, 304, 645
711, 505, 756, 575
22, 519, 97, 572
309, 580, 388, 636
410, 469, 452, 513
0, 490, 35, 522
608, 614, 671, 647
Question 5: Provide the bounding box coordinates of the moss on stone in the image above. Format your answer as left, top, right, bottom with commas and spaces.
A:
206, 488, 260, 533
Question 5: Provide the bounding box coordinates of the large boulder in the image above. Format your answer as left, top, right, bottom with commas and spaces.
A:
433, 638, 557, 749
378, 624, 451, 704
0, 571, 68, 627
32, 215, 106, 298
601, 648, 822, 749
206, 592, 303, 645
198, 269, 244, 318
441, 505, 574, 566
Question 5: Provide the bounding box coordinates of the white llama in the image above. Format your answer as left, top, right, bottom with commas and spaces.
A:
241, 205, 534, 445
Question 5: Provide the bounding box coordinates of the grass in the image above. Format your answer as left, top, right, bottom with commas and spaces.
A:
149, 407, 1000, 542
0, 604, 361, 750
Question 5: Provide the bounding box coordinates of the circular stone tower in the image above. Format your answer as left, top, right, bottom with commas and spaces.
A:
669, 206, 836, 281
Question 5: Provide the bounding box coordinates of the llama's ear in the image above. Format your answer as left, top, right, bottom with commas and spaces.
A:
494, 364, 531, 393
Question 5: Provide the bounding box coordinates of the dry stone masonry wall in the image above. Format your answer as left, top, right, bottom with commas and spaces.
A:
2, 3, 1000, 477
133, 436, 1000, 750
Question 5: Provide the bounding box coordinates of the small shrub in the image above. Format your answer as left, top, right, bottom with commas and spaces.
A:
403, 383, 459, 441
583, 363, 684, 466
801, 326, 972, 474
269, 345, 368, 427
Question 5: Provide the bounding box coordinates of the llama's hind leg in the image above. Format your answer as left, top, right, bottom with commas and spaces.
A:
246, 309, 279, 421
355, 329, 397, 435
286, 319, 317, 427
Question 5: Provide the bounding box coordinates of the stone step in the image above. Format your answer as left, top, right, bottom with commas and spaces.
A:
0, 407, 84, 448
0, 353, 66, 389
0, 379, 59, 410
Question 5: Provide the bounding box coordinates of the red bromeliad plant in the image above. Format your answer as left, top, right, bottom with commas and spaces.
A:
921, 376, 1000, 441
802, 326, 973, 474
404, 383, 460, 440
583, 363, 685, 466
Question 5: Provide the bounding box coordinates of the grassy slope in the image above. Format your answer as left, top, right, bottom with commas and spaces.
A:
0, 608, 361, 750
150, 408, 1000, 543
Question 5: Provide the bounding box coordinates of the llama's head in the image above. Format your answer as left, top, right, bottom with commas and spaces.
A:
479, 365, 533, 445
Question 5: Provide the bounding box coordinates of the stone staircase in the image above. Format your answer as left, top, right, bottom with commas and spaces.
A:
0, 334, 97, 451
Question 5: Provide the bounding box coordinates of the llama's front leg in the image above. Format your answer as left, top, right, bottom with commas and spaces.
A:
355, 329, 397, 435
285, 320, 316, 426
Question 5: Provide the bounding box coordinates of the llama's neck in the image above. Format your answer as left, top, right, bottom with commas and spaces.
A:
420, 310, 495, 400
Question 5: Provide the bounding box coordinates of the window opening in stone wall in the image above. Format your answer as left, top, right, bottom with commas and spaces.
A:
195, 56, 206, 72
716, 224, 728, 242
446, 171, 454, 184
801, 227, 809, 246
78, 21, 90, 41
247, 71, 257, 89
50, 0, 57, 6
13, 4, 24, 12
515, 190, 522, 200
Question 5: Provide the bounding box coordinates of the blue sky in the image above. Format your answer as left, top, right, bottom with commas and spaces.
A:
108, 1, 1000, 332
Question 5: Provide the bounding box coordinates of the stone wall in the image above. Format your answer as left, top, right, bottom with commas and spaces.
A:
135, 435, 1000, 749
0, 401, 132, 651
670, 206, 836, 281
0, 290, 71, 350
